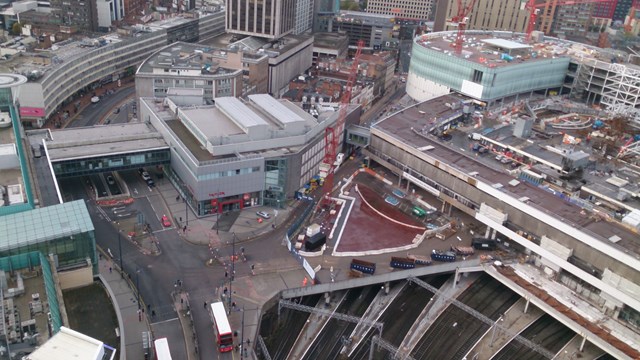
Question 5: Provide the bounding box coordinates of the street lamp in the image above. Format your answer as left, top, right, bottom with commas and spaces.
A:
240, 306, 245, 359
136, 267, 141, 310
184, 196, 189, 227
116, 223, 123, 279
228, 232, 236, 312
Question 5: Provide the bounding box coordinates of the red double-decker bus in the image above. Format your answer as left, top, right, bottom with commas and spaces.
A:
209, 302, 234, 352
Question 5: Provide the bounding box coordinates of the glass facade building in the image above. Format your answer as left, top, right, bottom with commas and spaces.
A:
52, 149, 170, 178
0, 200, 97, 274
407, 31, 570, 104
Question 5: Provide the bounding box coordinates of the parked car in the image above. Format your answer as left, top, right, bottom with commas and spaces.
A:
146, 178, 155, 187
106, 175, 115, 185
161, 215, 171, 227
91, 96, 100, 104
256, 211, 271, 219
140, 171, 151, 181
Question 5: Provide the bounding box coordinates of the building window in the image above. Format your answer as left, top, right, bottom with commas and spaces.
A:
472, 69, 483, 83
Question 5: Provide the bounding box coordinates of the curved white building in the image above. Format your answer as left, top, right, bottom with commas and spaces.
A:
406, 31, 569, 104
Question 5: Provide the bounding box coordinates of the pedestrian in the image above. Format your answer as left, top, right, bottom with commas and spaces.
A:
109, 267, 112, 273
137, 309, 142, 322
225, 271, 228, 278
183, 225, 187, 233
151, 310, 156, 317
204, 301, 207, 309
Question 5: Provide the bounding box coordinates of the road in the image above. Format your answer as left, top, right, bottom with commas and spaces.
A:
360, 82, 407, 127
398, 39, 413, 74
67, 86, 135, 128
59, 169, 307, 359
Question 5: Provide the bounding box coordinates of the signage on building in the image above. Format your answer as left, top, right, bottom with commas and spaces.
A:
20, 107, 45, 117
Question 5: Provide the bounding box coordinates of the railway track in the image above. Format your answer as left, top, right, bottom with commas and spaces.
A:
348, 275, 450, 360
411, 274, 520, 359
261, 294, 321, 359
302, 286, 379, 360
491, 314, 574, 360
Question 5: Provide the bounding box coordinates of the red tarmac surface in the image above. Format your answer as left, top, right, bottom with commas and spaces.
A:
335, 175, 425, 253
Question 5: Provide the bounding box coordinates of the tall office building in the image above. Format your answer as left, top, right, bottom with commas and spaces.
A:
593, 0, 618, 19
550, 3, 595, 37
293, 0, 314, 34
434, 0, 529, 33
367, 0, 433, 21
313, 0, 339, 32
613, 0, 636, 21
226, 0, 296, 39
51, 0, 99, 31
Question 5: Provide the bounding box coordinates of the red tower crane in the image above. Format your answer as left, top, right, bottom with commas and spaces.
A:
449, 0, 478, 54
525, 0, 614, 41
322, 40, 364, 203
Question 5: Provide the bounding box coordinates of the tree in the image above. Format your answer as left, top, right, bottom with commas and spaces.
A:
340, 0, 360, 11
11, 22, 22, 35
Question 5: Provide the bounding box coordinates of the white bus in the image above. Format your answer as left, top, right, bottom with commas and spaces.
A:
154, 337, 172, 360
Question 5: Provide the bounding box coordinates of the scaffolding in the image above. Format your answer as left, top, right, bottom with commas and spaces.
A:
600, 63, 640, 128
570, 57, 640, 128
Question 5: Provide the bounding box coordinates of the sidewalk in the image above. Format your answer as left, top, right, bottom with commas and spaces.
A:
98, 255, 152, 360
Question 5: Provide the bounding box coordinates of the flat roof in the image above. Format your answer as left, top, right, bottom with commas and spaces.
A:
199, 32, 313, 58
215, 97, 269, 128
414, 32, 569, 68
373, 96, 640, 254
481, 38, 532, 50
181, 106, 244, 138
0, 200, 93, 252
248, 94, 305, 125
28, 327, 104, 360
46, 123, 168, 161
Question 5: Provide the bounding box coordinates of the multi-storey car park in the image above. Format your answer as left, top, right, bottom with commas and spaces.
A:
135, 42, 246, 100
2, 10, 225, 128
358, 98, 639, 356
406, 30, 640, 127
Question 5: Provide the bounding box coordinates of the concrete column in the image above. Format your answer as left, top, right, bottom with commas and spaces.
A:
485, 227, 491, 238
491, 229, 497, 240
384, 282, 390, 295
324, 292, 331, 307
524, 298, 530, 314
580, 335, 587, 351
454, 268, 460, 287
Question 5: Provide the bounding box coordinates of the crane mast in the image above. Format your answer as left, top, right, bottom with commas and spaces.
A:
321, 40, 364, 203
450, 0, 478, 54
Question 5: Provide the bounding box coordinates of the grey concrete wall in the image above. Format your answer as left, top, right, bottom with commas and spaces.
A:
268, 41, 314, 96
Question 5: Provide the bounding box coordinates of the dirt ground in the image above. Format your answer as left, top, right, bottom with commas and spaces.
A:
63, 282, 120, 352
